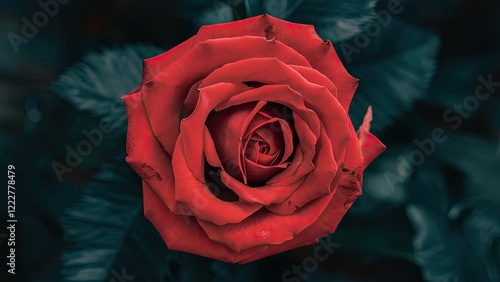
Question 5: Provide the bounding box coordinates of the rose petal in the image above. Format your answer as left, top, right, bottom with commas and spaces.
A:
142, 35, 194, 82
234, 100, 269, 183
243, 158, 288, 185
197, 192, 334, 252
218, 94, 318, 188
181, 83, 251, 182
266, 124, 337, 215
206, 102, 261, 183
183, 79, 203, 116
357, 106, 386, 168
219, 148, 306, 205
194, 14, 358, 110
266, 112, 316, 185
142, 36, 311, 155
123, 91, 190, 215
244, 118, 284, 157
143, 183, 269, 263
243, 108, 294, 164
244, 139, 280, 166
290, 65, 338, 100
172, 134, 262, 225
204, 121, 307, 206
203, 126, 222, 168
242, 118, 293, 185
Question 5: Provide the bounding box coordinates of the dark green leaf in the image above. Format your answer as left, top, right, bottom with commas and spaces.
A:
338, 19, 440, 134
419, 52, 500, 137
406, 204, 462, 281
179, 0, 378, 43
175, 0, 244, 27
289, 0, 378, 43
59, 154, 144, 281
433, 131, 500, 203
461, 207, 500, 281
52, 44, 163, 135
260, 0, 306, 19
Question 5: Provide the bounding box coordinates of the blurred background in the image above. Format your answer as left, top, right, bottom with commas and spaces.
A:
1, 0, 499, 281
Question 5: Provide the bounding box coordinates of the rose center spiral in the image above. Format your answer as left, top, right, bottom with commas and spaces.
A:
206, 101, 295, 186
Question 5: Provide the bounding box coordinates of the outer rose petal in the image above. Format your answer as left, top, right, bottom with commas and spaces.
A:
194, 14, 358, 110
357, 106, 386, 168
142, 35, 195, 82
197, 192, 334, 252
142, 36, 310, 155
220, 172, 305, 205
123, 91, 190, 215
143, 183, 269, 264
290, 65, 338, 100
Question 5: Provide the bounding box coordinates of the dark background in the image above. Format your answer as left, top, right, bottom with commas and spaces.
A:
1, 0, 499, 281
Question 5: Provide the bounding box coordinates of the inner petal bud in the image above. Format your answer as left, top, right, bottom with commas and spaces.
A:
206, 101, 296, 186
244, 121, 283, 166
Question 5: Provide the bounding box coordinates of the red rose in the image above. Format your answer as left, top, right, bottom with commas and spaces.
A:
123, 14, 385, 264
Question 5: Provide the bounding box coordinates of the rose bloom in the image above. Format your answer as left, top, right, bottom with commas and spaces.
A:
123, 14, 385, 264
